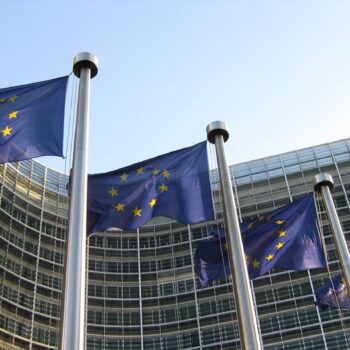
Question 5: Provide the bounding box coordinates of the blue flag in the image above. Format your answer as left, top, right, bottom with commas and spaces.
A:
87, 141, 214, 234
195, 238, 230, 288
243, 193, 326, 279
195, 193, 326, 286
316, 274, 350, 310
0, 76, 69, 164
208, 227, 226, 239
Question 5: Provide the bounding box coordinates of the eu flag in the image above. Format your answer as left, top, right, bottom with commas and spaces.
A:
195, 193, 326, 287
316, 274, 350, 310
243, 193, 326, 279
195, 238, 230, 288
87, 141, 214, 234
0, 76, 69, 164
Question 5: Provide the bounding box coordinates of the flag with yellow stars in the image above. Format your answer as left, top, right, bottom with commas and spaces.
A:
316, 274, 350, 310
195, 193, 326, 287
243, 193, 326, 279
0, 76, 69, 164
87, 141, 214, 233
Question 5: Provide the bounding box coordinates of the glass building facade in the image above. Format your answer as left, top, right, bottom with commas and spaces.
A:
0, 139, 350, 349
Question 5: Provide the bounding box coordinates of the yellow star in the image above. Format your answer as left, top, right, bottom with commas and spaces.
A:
8, 111, 18, 119
109, 187, 118, 197
252, 259, 260, 268
162, 169, 171, 179
279, 229, 286, 237
0, 98, 5, 103
258, 215, 265, 222
133, 207, 142, 216
120, 173, 128, 183
149, 198, 157, 208
159, 183, 168, 192
275, 220, 284, 225
136, 167, 144, 175
248, 222, 254, 229
276, 242, 285, 249
223, 242, 228, 250
1, 126, 12, 137
8, 96, 17, 102
152, 167, 160, 176
115, 203, 125, 212
266, 254, 274, 262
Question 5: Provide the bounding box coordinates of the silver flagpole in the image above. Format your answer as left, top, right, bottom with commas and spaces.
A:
313, 173, 350, 293
206, 121, 262, 350
59, 53, 98, 350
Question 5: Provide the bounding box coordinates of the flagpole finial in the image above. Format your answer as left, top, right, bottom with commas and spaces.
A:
73, 52, 99, 78
313, 173, 334, 191
206, 121, 229, 144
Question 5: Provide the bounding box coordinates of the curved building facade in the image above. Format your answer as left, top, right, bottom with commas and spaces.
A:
0, 160, 68, 349
0, 139, 350, 349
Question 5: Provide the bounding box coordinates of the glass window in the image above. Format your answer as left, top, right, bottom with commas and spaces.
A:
232, 164, 250, 177
47, 170, 60, 192
335, 153, 350, 162
265, 157, 281, 170
314, 145, 331, 158
284, 164, 301, 174
331, 140, 348, 154
281, 153, 298, 166
235, 175, 251, 185
300, 160, 317, 170
32, 162, 45, 185
297, 149, 314, 162
268, 168, 283, 178
251, 172, 267, 181
18, 160, 32, 177
250, 160, 265, 173
317, 156, 333, 166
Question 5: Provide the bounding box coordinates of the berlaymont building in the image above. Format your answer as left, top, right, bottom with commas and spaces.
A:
0, 138, 350, 350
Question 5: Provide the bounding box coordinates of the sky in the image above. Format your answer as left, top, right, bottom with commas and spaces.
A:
2, 1, 350, 174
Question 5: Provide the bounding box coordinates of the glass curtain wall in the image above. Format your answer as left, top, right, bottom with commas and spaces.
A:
0, 139, 350, 349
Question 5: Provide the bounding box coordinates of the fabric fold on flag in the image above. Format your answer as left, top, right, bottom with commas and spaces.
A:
243, 193, 326, 279
87, 141, 214, 234
0, 76, 69, 164
195, 193, 326, 287
315, 274, 350, 310
195, 238, 230, 288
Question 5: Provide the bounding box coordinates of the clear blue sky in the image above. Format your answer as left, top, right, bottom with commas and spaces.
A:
3, 1, 350, 174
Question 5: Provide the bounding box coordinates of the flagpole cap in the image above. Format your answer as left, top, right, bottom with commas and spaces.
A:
206, 121, 230, 144
73, 52, 99, 78
313, 173, 334, 191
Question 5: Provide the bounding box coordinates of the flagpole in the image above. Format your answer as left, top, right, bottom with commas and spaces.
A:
207, 121, 262, 350
313, 173, 350, 294
59, 52, 98, 350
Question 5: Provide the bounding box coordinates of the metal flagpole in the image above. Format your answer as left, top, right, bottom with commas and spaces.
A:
206, 121, 262, 350
59, 52, 98, 350
313, 173, 350, 294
